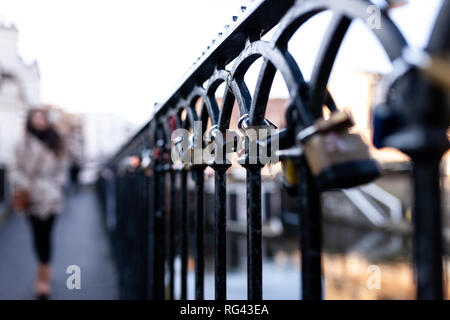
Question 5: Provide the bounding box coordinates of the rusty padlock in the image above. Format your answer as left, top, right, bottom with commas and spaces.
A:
299, 110, 380, 190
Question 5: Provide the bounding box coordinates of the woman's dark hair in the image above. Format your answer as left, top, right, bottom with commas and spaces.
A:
26, 109, 64, 156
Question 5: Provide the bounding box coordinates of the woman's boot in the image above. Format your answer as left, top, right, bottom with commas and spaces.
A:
35, 263, 51, 300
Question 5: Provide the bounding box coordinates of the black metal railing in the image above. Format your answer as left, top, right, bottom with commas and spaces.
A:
96, 0, 450, 300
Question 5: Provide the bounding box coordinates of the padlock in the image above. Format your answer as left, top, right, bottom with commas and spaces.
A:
281, 158, 299, 196
187, 134, 198, 167
140, 148, 153, 169
300, 111, 380, 190
204, 125, 233, 165
172, 134, 191, 170
204, 125, 219, 144
121, 155, 141, 173
372, 103, 403, 148
266, 128, 300, 195
236, 114, 277, 165
204, 125, 219, 165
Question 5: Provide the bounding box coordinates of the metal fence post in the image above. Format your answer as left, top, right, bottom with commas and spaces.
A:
151, 158, 166, 300
193, 165, 206, 300
298, 157, 323, 300
168, 169, 177, 300
179, 169, 188, 299
212, 164, 230, 300
411, 155, 444, 299
246, 164, 263, 300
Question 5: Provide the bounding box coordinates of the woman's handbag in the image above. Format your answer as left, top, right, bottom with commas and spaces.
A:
11, 145, 45, 211
11, 189, 31, 210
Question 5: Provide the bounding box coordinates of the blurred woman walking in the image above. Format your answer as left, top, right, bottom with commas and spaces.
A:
11, 109, 67, 300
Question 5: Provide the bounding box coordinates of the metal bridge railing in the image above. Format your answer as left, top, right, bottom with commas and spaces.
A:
96, 0, 450, 300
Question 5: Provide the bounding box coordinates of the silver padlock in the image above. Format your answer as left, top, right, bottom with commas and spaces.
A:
236, 114, 277, 165
172, 134, 191, 170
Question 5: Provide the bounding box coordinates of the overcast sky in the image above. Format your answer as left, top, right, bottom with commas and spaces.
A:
0, 0, 443, 125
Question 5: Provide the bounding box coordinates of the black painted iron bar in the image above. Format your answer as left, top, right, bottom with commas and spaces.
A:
193, 166, 206, 300
264, 190, 271, 221
143, 172, 151, 299
410, 0, 450, 300
229, 192, 239, 269
412, 155, 444, 299
308, 13, 351, 118
179, 169, 188, 300
298, 158, 323, 300
134, 173, 141, 298
213, 164, 229, 300
148, 171, 156, 299
246, 164, 263, 300
134, 171, 141, 299
128, 173, 138, 299
149, 159, 166, 300
264, 190, 274, 259
146, 170, 155, 299
154, 163, 166, 300
137, 170, 148, 299
168, 169, 177, 300
114, 176, 123, 298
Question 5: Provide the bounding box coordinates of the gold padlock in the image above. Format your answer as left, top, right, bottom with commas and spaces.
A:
281, 158, 299, 195
300, 111, 380, 190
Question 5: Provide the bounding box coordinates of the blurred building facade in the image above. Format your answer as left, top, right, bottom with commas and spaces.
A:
0, 23, 40, 166
0, 23, 40, 202
0, 22, 134, 197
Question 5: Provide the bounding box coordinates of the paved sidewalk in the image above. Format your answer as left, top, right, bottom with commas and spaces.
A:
0, 186, 118, 299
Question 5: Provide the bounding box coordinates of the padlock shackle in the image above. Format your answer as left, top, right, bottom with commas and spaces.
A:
297, 111, 355, 143
262, 127, 294, 151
